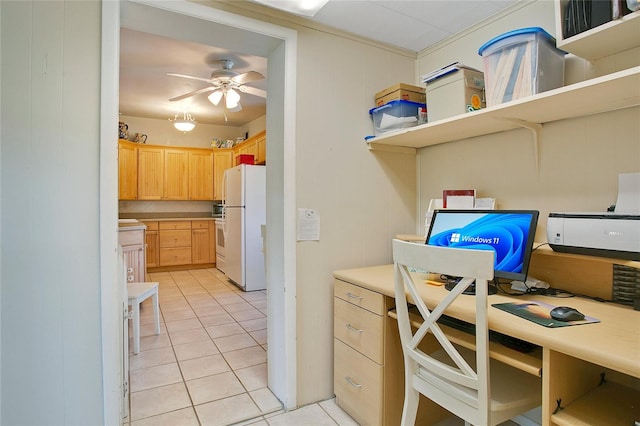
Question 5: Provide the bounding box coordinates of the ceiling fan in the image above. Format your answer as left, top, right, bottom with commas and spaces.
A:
167, 59, 266, 112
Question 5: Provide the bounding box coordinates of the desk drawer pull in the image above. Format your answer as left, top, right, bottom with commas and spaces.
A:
346, 292, 363, 301
344, 376, 362, 388
346, 323, 364, 333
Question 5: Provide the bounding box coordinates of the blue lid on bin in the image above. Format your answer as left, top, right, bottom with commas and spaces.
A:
478, 27, 562, 56
369, 99, 425, 115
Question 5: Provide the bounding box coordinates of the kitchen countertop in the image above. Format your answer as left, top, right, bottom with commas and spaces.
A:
119, 212, 222, 221
118, 219, 147, 231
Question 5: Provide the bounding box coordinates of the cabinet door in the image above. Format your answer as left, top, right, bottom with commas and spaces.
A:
213, 150, 233, 200
164, 149, 189, 200
189, 150, 214, 200
256, 133, 266, 164
118, 140, 138, 200
137, 146, 164, 200
145, 230, 159, 268
192, 228, 211, 264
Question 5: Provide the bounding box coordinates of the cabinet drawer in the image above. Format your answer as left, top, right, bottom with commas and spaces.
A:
334, 338, 383, 426
191, 220, 209, 229
335, 280, 385, 315
159, 247, 192, 266
159, 221, 191, 230
118, 229, 144, 247
334, 297, 384, 364
159, 230, 191, 248
143, 221, 158, 231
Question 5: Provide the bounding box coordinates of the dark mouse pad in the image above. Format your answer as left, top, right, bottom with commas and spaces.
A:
492, 301, 600, 328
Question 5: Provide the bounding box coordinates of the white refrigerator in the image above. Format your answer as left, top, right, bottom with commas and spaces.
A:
223, 164, 266, 291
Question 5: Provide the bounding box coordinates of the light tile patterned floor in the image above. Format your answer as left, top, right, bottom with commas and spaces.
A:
126, 268, 357, 426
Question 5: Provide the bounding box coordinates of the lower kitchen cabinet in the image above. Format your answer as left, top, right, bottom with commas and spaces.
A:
191, 220, 210, 264
143, 221, 159, 268
159, 221, 192, 266
141, 219, 217, 270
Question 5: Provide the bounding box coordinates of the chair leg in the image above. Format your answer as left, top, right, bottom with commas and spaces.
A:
132, 301, 140, 354
401, 378, 419, 425
151, 288, 160, 335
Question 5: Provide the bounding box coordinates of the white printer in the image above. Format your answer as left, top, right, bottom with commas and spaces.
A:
547, 212, 640, 260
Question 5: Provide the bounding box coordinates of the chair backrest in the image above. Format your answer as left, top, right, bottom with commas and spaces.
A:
392, 238, 495, 423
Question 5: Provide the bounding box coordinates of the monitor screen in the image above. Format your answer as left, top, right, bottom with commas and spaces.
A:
425, 209, 539, 282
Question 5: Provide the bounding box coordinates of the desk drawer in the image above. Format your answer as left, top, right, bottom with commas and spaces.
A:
159, 230, 191, 248
334, 338, 383, 426
335, 280, 385, 315
334, 297, 384, 364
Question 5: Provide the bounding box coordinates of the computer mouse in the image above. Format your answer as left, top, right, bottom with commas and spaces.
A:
550, 306, 585, 322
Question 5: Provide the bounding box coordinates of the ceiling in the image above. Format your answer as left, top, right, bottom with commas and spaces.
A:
119, 0, 518, 127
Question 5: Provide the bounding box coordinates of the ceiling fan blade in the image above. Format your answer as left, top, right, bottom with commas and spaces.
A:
169, 86, 215, 102
238, 85, 267, 98
232, 71, 264, 85
166, 72, 213, 83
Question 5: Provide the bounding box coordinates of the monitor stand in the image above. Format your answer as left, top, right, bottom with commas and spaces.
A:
444, 278, 498, 295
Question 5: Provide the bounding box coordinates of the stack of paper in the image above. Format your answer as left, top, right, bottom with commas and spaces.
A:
421, 62, 482, 84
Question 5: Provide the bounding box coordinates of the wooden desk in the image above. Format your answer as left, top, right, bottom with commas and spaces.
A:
333, 264, 640, 426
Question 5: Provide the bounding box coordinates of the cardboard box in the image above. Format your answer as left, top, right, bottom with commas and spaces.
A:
375, 83, 426, 107
425, 69, 485, 122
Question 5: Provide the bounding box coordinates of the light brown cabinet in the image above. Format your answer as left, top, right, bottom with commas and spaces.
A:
159, 221, 192, 266
255, 132, 266, 164
118, 140, 138, 200
143, 221, 159, 268
144, 219, 216, 269
137, 146, 164, 200
213, 149, 233, 201
163, 149, 189, 200
188, 150, 214, 200
191, 221, 210, 264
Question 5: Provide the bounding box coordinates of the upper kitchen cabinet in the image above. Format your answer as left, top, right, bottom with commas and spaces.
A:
138, 145, 164, 200
118, 140, 138, 200
188, 149, 214, 201
255, 130, 266, 164
163, 148, 189, 200
213, 149, 233, 201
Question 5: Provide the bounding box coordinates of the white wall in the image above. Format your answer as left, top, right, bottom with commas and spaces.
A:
415, 1, 640, 242
0, 1, 105, 423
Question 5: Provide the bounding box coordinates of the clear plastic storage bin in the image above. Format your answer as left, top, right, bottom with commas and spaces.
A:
369, 99, 425, 136
478, 27, 566, 107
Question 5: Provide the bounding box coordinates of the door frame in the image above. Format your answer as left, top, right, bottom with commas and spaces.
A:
99, 1, 298, 422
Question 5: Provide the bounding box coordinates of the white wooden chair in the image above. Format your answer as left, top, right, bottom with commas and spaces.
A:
392, 239, 541, 426
128, 282, 160, 354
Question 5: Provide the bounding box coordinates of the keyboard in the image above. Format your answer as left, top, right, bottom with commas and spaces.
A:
436, 315, 539, 354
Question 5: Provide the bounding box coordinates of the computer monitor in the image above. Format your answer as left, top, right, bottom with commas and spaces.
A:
425, 209, 539, 294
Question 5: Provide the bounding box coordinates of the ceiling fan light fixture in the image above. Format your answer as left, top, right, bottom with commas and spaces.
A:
208, 90, 223, 106
225, 89, 241, 109
171, 111, 196, 132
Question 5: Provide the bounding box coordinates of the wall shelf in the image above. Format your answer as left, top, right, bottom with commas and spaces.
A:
366, 66, 640, 150
554, 2, 640, 61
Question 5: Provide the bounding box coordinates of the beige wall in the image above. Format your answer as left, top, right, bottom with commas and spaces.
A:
293, 25, 418, 404
120, 114, 265, 148
416, 1, 640, 241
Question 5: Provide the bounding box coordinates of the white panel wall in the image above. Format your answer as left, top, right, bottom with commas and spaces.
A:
0, 1, 104, 424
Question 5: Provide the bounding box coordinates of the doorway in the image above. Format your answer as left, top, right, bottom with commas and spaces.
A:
100, 0, 298, 421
